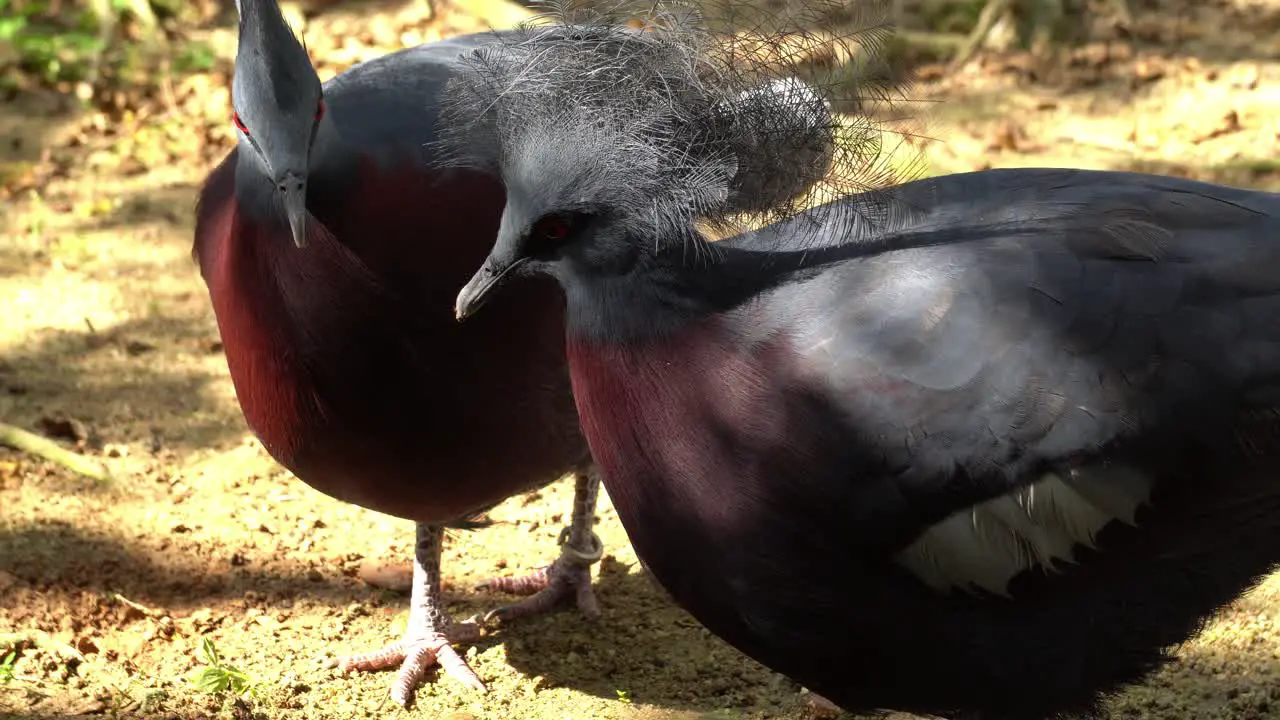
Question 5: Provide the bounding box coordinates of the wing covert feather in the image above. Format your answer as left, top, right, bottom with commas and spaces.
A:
748, 170, 1280, 593
767, 171, 1280, 477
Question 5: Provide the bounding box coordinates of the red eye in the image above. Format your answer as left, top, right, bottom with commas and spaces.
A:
534, 215, 571, 241
232, 111, 249, 135
314, 97, 325, 122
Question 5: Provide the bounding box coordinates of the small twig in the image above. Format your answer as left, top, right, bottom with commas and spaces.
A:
1057, 135, 1135, 153
122, 0, 160, 36
1108, 0, 1133, 26
900, 30, 968, 54
82, 0, 116, 91
113, 593, 163, 618
0, 421, 112, 483
160, 56, 177, 110
949, 0, 1014, 72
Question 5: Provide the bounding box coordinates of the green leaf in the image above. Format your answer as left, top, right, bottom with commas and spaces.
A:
175, 43, 215, 72
199, 636, 219, 666
225, 669, 253, 694
63, 33, 102, 52
190, 667, 230, 694
0, 650, 16, 683
0, 16, 27, 40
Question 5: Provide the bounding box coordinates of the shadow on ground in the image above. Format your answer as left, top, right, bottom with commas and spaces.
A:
0, 311, 244, 456
0, 518, 780, 719
85, 180, 205, 233
496, 559, 802, 715
0, 520, 364, 613
0, 90, 83, 191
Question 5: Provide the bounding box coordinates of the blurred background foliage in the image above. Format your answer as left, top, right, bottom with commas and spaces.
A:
0, 0, 1133, 106
0, 0, 220, 96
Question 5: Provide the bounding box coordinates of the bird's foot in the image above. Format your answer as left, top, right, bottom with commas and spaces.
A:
332, 617, 485, 706
477, 528, 604, 623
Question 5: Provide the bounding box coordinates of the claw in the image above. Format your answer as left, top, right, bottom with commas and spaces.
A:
333, 620, 486, 707
479, 529, 604, 624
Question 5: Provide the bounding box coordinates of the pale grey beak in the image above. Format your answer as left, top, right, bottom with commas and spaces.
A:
455, 255, 528, 321
455, 207, 531, 321
275, 170, 309, 248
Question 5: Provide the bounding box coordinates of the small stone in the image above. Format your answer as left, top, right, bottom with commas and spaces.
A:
70, 698, 107, 714
124, 339, 156, 356
357, 560, 413, 593
801, 690, 842, 719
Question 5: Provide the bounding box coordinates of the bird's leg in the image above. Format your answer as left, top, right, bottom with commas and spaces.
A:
333, 522, 485, 706
478, 466, 604, 623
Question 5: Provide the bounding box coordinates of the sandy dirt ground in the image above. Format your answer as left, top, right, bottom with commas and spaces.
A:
3, 0, 1280, 718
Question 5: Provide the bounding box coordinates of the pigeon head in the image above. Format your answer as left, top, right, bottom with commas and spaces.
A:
230, 0, 326, 248
445, 0, 909, 320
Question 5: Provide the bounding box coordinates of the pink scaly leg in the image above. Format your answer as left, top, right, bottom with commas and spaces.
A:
332, 522, 484, 707
478, 466, 604, 623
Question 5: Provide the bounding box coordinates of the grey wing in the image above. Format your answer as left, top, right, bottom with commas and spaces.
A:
772, 168, 1280, 595
321, 30, 528, 153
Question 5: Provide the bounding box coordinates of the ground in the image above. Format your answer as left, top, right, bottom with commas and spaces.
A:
2, 0, 1280, 718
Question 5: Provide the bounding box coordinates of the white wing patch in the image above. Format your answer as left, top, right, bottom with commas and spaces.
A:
894, 465, 1154, 597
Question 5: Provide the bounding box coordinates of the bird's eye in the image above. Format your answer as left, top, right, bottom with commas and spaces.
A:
314, 97, 325, 122
232, 111, 249, 135
533, 215, 573, 242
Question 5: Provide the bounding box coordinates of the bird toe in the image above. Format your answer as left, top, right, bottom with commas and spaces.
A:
333, 627, 487, 707
475, 564, 553, 595
480, 551, 601, 623
332, 639, 409, 674
385, 633, 487, 706
391, 633, 486, 706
